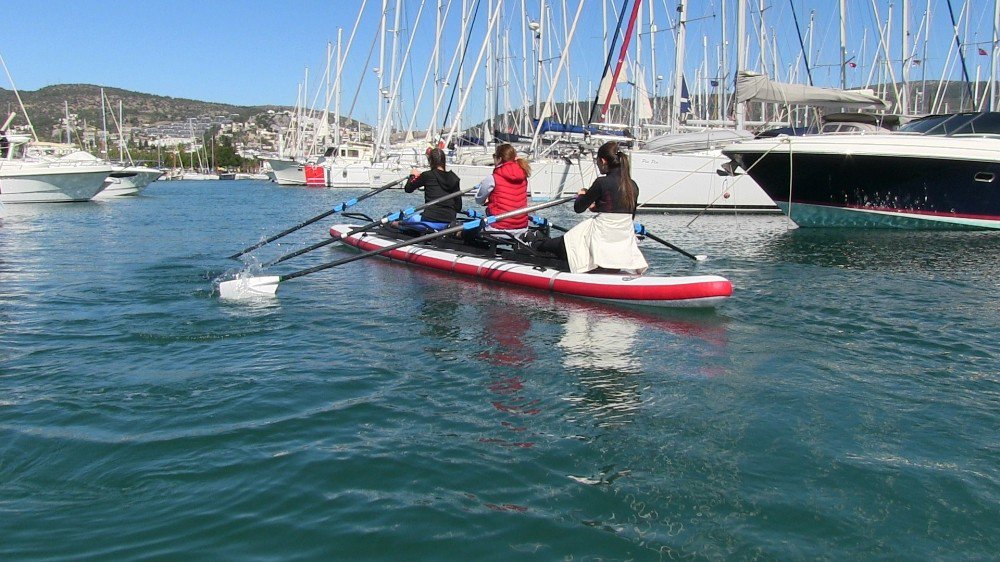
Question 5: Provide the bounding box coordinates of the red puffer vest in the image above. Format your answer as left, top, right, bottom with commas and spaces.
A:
486, 160, 529, 229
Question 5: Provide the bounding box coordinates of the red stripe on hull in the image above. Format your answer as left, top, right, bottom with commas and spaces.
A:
332, 226, 732, 305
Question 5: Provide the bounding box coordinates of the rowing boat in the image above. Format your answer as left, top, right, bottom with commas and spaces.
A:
328, 224, 733, 307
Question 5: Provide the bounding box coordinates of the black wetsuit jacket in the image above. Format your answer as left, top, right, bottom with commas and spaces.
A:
573, 168, 638, 217
404, 169, 462, 224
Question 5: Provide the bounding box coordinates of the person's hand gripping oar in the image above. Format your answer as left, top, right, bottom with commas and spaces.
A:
227, 176, 407, 260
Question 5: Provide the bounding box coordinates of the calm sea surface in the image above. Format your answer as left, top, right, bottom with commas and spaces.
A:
1, 180, 997, 561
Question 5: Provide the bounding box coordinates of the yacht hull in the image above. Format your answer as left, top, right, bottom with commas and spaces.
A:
94, 167, 164, 198
724, 135, 1000, 229
0, 164, 112, 203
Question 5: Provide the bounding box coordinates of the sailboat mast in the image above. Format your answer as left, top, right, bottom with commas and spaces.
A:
992, 0, 999, 110
901, 0, 910, 115
335, 30, 343, 148
840, 0, 847, 89
736, 0, 746, 130
670, 0, 687, 133
600, 0, 643, 122
100, 88, 108, 159
64, 101, 71, 144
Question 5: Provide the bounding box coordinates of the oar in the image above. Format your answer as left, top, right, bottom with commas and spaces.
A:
531, 216, 707, 261
263, 185, 477, 267
227, 176, 407, 260
634, 223, 707, 261
219, 195, 576, 299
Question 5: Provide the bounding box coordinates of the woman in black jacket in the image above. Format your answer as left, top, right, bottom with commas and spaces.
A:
400, 148, 462, 231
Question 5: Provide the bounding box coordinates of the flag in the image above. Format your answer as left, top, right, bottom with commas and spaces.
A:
848, 61, 857, 68
979, 47, 988, 56
710, 80, 719, 87
679, 76, 692, 115
912, 59, 921, 66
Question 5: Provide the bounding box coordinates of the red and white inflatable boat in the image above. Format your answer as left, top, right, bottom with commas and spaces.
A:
329, 224, 733, 308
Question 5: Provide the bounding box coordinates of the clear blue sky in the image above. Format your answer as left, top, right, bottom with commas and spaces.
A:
3, 1, 997, 126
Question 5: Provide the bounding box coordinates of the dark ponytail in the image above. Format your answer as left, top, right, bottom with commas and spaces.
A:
596, 141, 636, 211
426, 147, 447, 170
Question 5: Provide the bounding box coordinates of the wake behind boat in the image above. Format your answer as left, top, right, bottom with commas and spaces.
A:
327, 223, 732, 308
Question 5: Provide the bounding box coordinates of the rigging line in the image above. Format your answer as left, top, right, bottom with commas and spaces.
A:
945, 0, 975, 107
441, 0, 483, 129
587, 0, 631, 125
343, 17, 383, 149
788, 0, 813, 86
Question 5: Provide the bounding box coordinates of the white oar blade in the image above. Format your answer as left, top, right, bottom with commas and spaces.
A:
218, 276, 281, 299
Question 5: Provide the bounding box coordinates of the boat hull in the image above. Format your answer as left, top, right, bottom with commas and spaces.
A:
724, 135, 1000, 229
329, 224, 733, 307
630, 149, 778, 213
93, 166, 164, 198
0, 164, 112, 203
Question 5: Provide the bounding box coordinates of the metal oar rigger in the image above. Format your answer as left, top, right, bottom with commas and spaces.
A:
218, 196, 576, 300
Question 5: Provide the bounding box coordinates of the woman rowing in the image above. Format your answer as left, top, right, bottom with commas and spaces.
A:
532, 141, 648, 274
398, 147, 462, 232
471, 143, 532, 237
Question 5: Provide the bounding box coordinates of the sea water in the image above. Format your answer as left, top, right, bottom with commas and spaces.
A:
1, 180, 996, 560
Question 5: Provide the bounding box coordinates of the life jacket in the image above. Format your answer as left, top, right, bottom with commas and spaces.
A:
486, 160, 529, 229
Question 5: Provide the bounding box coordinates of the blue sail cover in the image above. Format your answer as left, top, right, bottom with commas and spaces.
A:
679, 76, 692, 115
532, 120, 628, 136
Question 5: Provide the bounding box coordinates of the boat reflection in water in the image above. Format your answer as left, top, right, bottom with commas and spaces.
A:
559, 307, 645, 429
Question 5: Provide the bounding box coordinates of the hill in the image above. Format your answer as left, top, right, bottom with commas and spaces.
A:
0, 84, 288, 140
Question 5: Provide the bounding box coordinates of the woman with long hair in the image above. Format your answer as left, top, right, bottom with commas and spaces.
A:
399, 147, 462, 231
472, 143, 531, 233
533, 141, 648, 274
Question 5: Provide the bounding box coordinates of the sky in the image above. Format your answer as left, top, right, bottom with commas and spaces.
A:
3, 1, 998, 128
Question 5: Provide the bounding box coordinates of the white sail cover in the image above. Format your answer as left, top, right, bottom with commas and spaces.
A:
597, 73, 621, 107
633, 67, 653, 119
735, 71, 889, 110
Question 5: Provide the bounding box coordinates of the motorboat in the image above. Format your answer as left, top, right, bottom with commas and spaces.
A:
0, 134, 111, 203
96, 166, 164, 197
722, 112, 1000, 229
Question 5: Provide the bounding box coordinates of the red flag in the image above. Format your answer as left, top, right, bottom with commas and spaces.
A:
979, 48, 988, 56
848, 61, 857, 68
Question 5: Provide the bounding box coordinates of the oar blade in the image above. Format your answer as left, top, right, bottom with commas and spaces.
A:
218, 275, 282, 299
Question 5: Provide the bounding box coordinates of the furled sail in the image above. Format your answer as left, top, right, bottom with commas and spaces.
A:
735, 71, 889, 110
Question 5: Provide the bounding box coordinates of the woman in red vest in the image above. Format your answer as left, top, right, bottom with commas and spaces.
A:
473, 143, 531, 234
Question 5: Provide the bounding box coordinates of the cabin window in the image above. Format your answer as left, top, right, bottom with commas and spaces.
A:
348, 150, 359, 158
